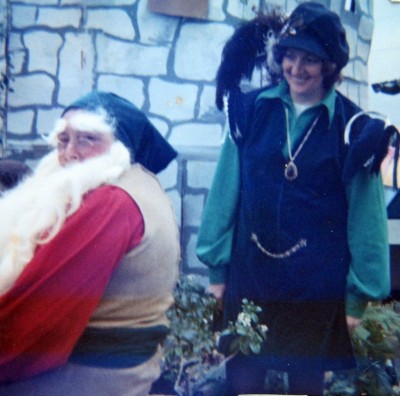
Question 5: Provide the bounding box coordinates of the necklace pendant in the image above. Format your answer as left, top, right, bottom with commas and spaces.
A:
284, 161, 298, 181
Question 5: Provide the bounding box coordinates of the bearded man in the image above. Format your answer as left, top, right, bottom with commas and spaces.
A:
0, 91, 180, 396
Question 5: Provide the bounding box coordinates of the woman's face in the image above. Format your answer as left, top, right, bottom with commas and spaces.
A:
282, 48, 326, 105
57, 110, 114, 166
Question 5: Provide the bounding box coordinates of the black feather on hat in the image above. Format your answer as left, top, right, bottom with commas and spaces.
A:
215, 8, 287, 135
215, 9, 287, 110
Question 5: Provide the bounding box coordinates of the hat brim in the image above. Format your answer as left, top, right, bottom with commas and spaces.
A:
277, 33, 329, 61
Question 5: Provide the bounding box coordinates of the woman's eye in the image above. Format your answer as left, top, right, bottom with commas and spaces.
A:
305, 56, 320, 64
284, 51, 295, 60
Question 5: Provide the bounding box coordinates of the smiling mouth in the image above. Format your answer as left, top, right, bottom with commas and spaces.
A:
291, 76, 308, 83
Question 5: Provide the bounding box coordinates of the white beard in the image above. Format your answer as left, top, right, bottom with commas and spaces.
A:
0, 141, 131, 296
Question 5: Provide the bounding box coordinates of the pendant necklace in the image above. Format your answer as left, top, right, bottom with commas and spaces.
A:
284, 107, 321, 181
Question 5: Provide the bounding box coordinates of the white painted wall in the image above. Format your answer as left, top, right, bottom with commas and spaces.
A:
368, 1, 400, 127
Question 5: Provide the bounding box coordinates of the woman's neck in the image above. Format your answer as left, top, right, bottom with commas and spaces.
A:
290, 87, 327, 106
293, 102, 312, 117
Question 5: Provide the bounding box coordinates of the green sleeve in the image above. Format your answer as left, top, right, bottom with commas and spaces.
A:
196, 135, 240, 284
345, 169, 390, 318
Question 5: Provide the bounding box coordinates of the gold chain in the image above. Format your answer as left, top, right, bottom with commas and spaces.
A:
251, 233, 307, 259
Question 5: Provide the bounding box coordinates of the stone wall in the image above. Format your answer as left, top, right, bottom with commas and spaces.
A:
0, 0, 374, 281
0, 0, 8, 156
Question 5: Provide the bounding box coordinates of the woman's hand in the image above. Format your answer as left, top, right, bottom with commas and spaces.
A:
346, 315, 362, 332
208, 284, 225, 311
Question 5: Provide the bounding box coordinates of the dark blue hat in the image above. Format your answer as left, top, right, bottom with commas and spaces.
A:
62, 91, 177, 174
277, 2, 349, 70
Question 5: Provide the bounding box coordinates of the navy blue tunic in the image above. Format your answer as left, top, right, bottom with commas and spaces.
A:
222, 91, 358, 370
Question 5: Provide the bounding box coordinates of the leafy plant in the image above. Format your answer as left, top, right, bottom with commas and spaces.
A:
221, 298, 267, 355
160, 277, 400, 396
326, 302, 400, 396
159, 275, 268, 396
161, 275, 221, 395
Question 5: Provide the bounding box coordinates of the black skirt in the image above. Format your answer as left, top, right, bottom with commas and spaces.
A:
220, 299, 356, 372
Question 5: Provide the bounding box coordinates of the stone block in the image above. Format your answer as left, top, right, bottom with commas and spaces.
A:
169, 123, 222, 147
344, 23, 358, 60
158, 159, 178, 190
11, 5, 36, 29
358, 15, 373, 41
187, 161, 216, 189
330, 1, 341, 15
358, 0, 371, 14
342, 59, 355, 81
149, 117, 169, 137
174, 22, 234, 82
7, 110, 34, 136
345, 80, 360, 105
16, 0, 57, 4
208, 0, 225, 22
354, 59, 368, 83
227, 0, 260, 20
183, 193, 204, 227
166, 189, 182, 228
8, 74, 54, 107
37, 8, 81, 29
265, 0, 286, 7
58, 33, 94, 106
96, 34, 169, 76
356, 38, 370, 63
336, 80, 349, 98
148, 78, 197, 121
137, 0, 179, 45
61, 0, 136, 5
199, 85, 225, 122
9, 33, 23, 51
86, 9, 135, 40
185, 233, 208, 272
359, 84, 369, 110
286, 0, 299, 14
24, 31, 62, 74
37, 107, 64, 136
9, 50, 26, 74
97, 75, 145, 108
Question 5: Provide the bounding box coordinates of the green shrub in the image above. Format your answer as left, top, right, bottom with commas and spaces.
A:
162, 277, 400, 396
326, 302, 400, 396
162, 275, 267, 396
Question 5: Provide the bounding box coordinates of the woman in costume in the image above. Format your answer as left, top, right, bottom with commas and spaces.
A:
0, 91, 180, 396
197, 3, 395, 395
